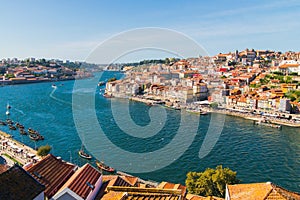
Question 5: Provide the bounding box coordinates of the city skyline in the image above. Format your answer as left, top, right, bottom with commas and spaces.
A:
0, 0, 300, 62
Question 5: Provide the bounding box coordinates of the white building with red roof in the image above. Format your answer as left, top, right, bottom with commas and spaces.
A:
52, 163, 102, 200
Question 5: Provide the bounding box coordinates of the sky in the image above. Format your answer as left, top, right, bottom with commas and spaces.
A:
0, 0, 300, 63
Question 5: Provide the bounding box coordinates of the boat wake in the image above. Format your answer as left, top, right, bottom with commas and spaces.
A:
14, 108, 25, 115
49, 87, 72, 106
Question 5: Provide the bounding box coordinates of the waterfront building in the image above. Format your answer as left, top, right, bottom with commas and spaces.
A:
193, 83, 208, 101
278, 98, 291, 113
181, 87, 194, 103
236, 96, 247, 109
52, 163, 102, 200
257, 96, 271, 110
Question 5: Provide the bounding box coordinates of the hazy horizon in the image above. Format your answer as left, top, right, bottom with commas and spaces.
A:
1, 0, 299, 62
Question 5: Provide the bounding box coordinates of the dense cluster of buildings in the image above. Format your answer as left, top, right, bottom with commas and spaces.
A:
105, 49, 300, 117
0, 58, 92, 85
0, 50, 299, 199
0, 153, 299, 200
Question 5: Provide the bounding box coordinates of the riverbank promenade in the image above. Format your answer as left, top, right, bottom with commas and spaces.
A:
203, 108, 300, 128
129, 96, 300, 128
0, 130, 40, 166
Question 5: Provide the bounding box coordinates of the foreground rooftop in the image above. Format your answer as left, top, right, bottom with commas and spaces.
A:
25, 154, 77, 198
226, 182, 300, 200
0, 164, 45, 200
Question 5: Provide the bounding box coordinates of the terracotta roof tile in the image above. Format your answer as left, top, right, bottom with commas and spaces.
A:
101, 190, 125, 200
103, 186, 183, 200
186, 194, 224, 200
279, 63, 299, 68
100, 175, 136, 196
59, 163, 102, 199
157, 182, 187, 197
121, 176, 139, 186
227, 182, 300, 200
108, 176, 133, 188
26, 154, 76, 198
228, 182, 272, 199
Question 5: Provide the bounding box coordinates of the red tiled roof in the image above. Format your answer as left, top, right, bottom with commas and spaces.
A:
26, 154, 76, 198
108, 176, 133, 188
60, 163, 101, 199
228, 183, 271, 199
157, 182, 187, 197
121, 176, 139, 186
279, 63, 299, 68
227, 182, 300, 200
186, 194, 224, 200
98, 175, 141, 199
103, 186, 183, 200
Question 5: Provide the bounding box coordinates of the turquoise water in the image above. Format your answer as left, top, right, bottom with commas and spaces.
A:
0, 71, 299, 192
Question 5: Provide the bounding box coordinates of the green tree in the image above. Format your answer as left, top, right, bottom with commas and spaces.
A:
5, 74, 15, 79
284, 76, 293, 84
165, 58, 170, 65
37, 145, 52, 157
273, 71, 283, 75
209, 102, 218, 109
285, 90, 300, 102
186, 165, 239, 197
250, 83, 260, 88
259, 78, 269, 85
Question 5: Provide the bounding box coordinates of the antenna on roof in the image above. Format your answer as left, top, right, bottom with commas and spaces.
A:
86, 181, 95, 190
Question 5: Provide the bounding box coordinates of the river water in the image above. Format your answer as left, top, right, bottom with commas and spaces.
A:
0, 71, 299, 192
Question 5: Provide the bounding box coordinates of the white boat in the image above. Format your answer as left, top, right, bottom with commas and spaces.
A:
254, 120, 282, 129
51, 84, 57, 89
98, 81, 106, 86
7, 103, 11, 110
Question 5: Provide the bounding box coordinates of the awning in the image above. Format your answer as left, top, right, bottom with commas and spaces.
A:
27, 153, 35, 158
16, 148, 23, 153
33, 156, 40, 161
8, 142, 18, 149
195, 100, 210, 105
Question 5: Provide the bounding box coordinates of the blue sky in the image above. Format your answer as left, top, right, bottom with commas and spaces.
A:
0, 0, 299, 62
